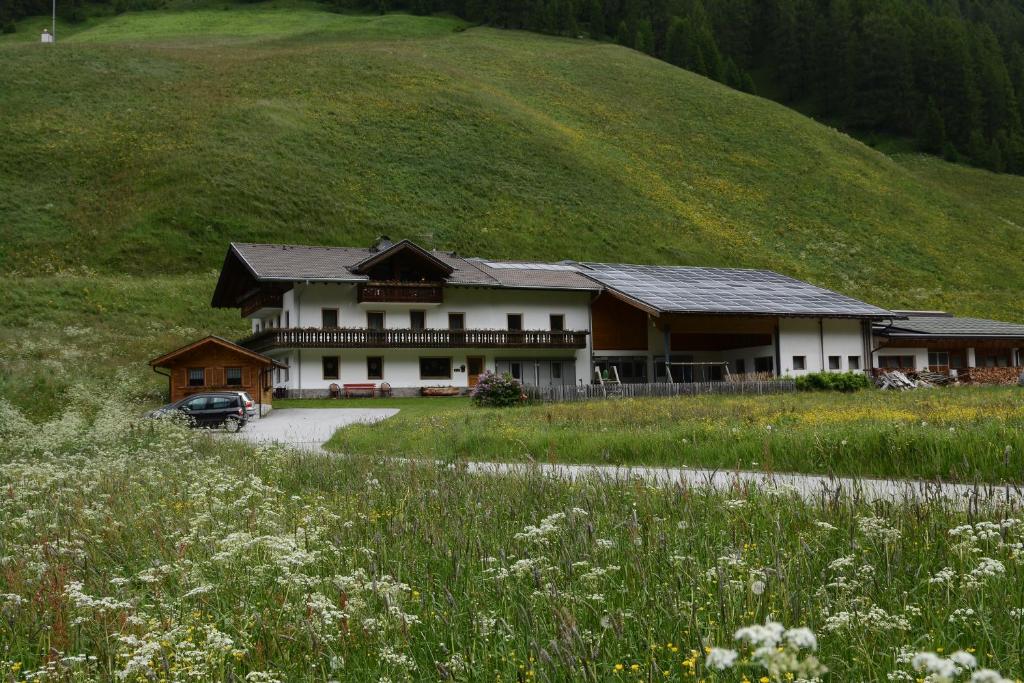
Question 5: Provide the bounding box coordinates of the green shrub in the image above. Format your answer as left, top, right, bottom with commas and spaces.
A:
795, 371, 870, 392
470, 371, 526, 407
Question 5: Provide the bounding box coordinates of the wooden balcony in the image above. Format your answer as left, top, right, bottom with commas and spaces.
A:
357, 281, 443, 304
239, 327, 588, 353
241, 290, 284, 318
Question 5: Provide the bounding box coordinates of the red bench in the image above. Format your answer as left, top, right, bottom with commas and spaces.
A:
343, 383, 376, 398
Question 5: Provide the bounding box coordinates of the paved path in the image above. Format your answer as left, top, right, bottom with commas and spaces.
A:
234, 409, 1024, 506
234, 408, 398, 451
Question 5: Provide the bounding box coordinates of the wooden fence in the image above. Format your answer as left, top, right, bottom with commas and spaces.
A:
527, 379, 797, 403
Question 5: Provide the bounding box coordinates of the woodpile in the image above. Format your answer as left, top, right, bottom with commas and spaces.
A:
961, 367, 1023, 386
876, 371, 936, 390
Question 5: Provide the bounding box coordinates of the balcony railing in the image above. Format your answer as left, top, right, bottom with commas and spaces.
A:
241, 291, 284, 318
357, 281, 444, 304
239, 327, 588, 352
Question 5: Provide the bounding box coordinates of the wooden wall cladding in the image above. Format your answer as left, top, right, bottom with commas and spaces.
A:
592, 295, 650, 350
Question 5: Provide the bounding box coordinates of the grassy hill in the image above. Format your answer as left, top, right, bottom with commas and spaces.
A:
2, 3, 1023, 411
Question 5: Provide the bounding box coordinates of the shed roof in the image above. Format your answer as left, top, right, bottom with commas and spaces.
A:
874, 313, 1024, 339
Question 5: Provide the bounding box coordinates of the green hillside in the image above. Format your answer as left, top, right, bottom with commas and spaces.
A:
3, 4, 1024, 312
1, 4, 1023, 411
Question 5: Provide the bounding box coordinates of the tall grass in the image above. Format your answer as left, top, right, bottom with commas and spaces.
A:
329, 389, 1024, 482
1, 395, 1023, 680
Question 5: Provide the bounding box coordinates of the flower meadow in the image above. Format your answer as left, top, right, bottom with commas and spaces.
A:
2, 396, 1024, 681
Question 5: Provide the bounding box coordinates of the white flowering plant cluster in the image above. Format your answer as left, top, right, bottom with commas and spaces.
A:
1, 396, 1023, 681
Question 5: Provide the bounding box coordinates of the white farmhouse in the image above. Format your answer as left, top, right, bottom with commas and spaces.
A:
210, 237, 905, 397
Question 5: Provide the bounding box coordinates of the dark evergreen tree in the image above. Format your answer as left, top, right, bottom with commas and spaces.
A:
918, 97, 947, 153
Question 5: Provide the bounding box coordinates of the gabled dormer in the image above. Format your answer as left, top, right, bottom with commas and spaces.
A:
351, 237, 451, 304
350, 237, 454, 282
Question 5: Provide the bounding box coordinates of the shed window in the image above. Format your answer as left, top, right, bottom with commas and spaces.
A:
549, 314, 565, 332
410, 311, 425, 330
226, 367, 242, 386
848, 356, 861, 370
792, 356, 807, 371
188, 368, 205, 386
322, 356, 340, 380
419, 357, 452, 380
367, 356, 383, 380
828, 355, 841, 370
448, 313, 465, 330
367, 311, 385, 330
507, 314, 523, 331
322, 309, 338, 328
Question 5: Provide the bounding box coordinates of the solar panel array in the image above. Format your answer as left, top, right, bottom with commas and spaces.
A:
579, 262, 893, 317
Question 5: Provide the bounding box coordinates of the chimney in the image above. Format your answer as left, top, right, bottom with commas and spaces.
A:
371, 235, 394, 253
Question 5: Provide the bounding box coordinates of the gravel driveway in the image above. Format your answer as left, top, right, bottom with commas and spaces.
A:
233, 408, 398, 452
230, 408, 1022, 506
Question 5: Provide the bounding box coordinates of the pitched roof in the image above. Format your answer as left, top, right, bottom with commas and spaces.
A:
350, 239, 455, 277
576, 262, 893, 318
467, 259, 601, 291
149, 335, 284, 367
216, 240, 896, 318
875, 313, 1024, 339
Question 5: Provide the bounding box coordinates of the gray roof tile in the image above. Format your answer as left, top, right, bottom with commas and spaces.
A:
876, 315, 1024, 338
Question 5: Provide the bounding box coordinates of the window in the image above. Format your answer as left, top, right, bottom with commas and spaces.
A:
188, 368, 205, 387
183, 396, 208, 411
928, 351, 950, 368
209, 396, 234, 410
448, 313, 465, 330
549, 314, 565, 332
507, 314, 523, 331
509, 361, 522, 380
275, 315, 281, 328
597, 357, 648, 383
848, 356, 861, 370
551, 362, 562, 379
322, 308, 338, 328
792, 356, 807, 371
367, 356, 383, 380
410, 311, 425, 330
367, 311, 385, 330
226, 367, 242, 386
828, 355, 841, 370
754, 356, 774, 373
284, 311, 290, 328
879, 355, 915, 369
419, 357, 452, 380
322, 356, 340, 380
735, 358, 746, 374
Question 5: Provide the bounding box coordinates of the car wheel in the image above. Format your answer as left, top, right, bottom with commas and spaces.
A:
223, 416, 242, 433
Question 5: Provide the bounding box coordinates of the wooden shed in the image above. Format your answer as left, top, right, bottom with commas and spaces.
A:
150, 336, 283, 407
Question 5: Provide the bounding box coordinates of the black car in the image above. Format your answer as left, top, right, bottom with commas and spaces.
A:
146, 392, 248, 431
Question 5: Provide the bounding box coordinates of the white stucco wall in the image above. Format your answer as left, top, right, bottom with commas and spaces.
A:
777, 318, 865, 376
265, 284, 593, 390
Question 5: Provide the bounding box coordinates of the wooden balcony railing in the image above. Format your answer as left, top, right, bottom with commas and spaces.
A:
357, 281, 444, 304
239, 327, 588, 352
241, 291, 284, 318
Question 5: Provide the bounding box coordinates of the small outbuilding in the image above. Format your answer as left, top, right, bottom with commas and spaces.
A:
150, 336, 284, 408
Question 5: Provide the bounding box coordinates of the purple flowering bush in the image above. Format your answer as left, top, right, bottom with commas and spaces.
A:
470, 371, 526, 407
